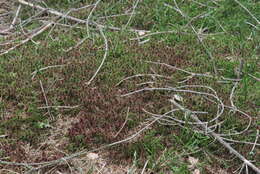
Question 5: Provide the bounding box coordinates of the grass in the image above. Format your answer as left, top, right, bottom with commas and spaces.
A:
0, 0, 259, 173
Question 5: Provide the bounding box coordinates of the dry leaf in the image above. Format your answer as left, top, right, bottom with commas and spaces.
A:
87, 152, 99, 160
192, 169, 200, 174
138, 31, 146, 36
188, 156, 199, 169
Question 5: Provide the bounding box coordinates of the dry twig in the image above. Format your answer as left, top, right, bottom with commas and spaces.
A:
39, 80, 53, 120
170, 100, 260, 174
17, 0, 148, 33
0, 22, 53, 56
85, 26, 108, 85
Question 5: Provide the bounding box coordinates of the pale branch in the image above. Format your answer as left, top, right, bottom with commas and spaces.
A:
164, 2, 218, 75
121, 85, 225, 124
17, 0, 148, 33
124, 0, 141, 29
234, 0, 260, 25
116, 73, 171, 86
4, 5, 22, 32
250, 130, 259, 154
85, 26, 108, 85
38, 105, 80, 109
31, 65, 66, 80
248, 74, 260, 82
146, 61, 214, 83
113, 107, 130, 138
86, 0, 102, 37
39, 80, 53, 120
0, 22, 53, 56
171, 100, 260, 174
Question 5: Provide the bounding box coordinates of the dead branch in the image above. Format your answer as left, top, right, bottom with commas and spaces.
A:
234, 0, 260, 25
85, 26, 108, 85
17, 0, 148, 33
39, 80, 53, 120
170, 100, 260, 174
5, 5, 21, 32
0, 22, 53, 56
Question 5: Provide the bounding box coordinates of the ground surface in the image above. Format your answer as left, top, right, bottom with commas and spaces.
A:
0, 0, 259, 174
0, 0, 12, 30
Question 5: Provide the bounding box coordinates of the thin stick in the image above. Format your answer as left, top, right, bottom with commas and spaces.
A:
7, 5, 21, 32
248, 74, 260, 82
64, 36, 89, 52
0, 22, 53, 56
229, 82, 239, 109
146, 61, 213, 78
39, 80, 53, 119
86, 0, 102, 37
31, 65, 65, 80
98, 12, 138, 19
141, 160, 149, 174
116, 73, 170, 86
17, 0, 148, 33
124, 0, 141, 29
164, 2, 218, 75
129, 29, 223, 42
250, 130, 259, 154
234, 0, 260, 25
190, 25, 218, 75
113, 107, 129, 138
222, 137, 260, 146
38, 105, 80, 109
85, 26, 108, 85
230, 58, 244, 110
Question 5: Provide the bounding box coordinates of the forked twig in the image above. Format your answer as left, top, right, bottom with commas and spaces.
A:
0, 22, 53, 56
17, 0, 148, 33
170, 100, 260, 174
31, 65, 65, 80
164, 2, 218, 75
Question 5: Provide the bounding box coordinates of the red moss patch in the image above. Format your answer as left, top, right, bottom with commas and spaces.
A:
67, 87, 164, 148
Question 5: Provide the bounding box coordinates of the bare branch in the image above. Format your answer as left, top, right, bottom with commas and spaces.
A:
0, 22, 53, 56
17, 0, 148, 33
85, 26, 108, 85
234, 0, 260, 25
171, 100, 260, 174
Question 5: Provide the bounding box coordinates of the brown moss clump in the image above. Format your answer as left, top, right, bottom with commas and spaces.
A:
67, 86, 166, 149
